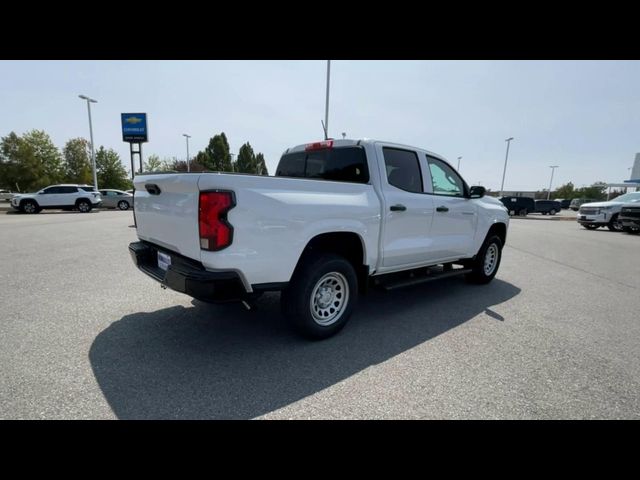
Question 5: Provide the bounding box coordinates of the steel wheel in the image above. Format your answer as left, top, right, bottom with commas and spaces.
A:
483, 243, 499, 276
309, 272, 349, 326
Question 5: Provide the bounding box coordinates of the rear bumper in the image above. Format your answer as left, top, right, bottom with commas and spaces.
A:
128, 241, 248, 303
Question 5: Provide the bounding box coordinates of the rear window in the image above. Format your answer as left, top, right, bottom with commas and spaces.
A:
79, 186, 96, 192
276, 147, 369, 184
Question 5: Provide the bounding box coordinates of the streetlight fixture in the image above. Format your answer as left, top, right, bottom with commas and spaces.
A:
499, 137, 514, 197
547, 165, 559, 199
457, 156, 462, 171
78, 95, 98, 189
182, 134, 191, 172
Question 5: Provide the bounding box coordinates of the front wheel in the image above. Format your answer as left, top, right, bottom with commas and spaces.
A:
281, 253, 358, 339
21, 200, 39, 214
607, 214, 623, 232
549, 209, 557, 215
466, 235, 503, 284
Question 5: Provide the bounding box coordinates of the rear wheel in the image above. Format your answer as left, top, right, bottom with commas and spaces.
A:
20, 200, 39, 214
466, 235, 503, 284
76, 199, 92, 213
607, 214, 623, 232
281, 253, 358, 339
117, 200, 130, 211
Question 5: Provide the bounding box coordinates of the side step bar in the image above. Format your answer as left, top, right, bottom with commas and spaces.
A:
377, 267, 472, 291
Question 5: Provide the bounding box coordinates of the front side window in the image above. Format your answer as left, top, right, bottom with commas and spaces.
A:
382, 148, 423, 193
427, 157, 465, 197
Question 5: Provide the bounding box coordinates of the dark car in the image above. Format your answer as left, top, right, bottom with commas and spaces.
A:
619, 203, 640, 234
569, 198, 597, 211
499, 196, 536, 216
554, 198, 571, 209
534, 200, 562, 215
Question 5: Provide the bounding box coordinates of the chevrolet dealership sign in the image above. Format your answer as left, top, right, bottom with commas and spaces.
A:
121, 113, 148, 143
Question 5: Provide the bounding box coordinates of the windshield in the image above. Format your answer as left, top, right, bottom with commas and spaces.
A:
613, 192, 640, 203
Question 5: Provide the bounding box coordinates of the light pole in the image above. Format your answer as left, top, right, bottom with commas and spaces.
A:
182, 134, 191, 172
78, 95, 98, 189
499, 137, 514, 197
547, 165, 559, 199
322, 60, 331, 140
457, 156, 462, 171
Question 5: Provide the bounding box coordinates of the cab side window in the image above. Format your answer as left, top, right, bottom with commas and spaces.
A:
427, 157, 465, 197
382, 148, 423, 193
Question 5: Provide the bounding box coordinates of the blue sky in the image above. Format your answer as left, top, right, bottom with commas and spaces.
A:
1, 60, 638, 191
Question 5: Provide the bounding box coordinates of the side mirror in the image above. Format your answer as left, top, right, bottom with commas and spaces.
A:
469, 186, 486, 198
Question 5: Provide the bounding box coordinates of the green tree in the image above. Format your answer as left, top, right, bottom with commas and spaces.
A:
576, 182, 607, 201
63, 138, 93, 184
255, 152, 268, 175
236, 142, 256, 173
0, 130, 62, 191
146, 154, 164, 172
204, 132, 232, 171
96, 146, 131, 190
553, 181, 576, 199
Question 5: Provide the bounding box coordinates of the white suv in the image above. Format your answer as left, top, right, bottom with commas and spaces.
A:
10, 184, 102, 214
577, 192, 640, 231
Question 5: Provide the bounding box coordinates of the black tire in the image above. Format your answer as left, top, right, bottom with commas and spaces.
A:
583, 224, 599, 230
117, 200, 130, 211
465, 235, 503, 285
20, 200, 39, 214
281, 253, 358, 340
607, 213, 623, 232
518, 209, 528, 216
549, 209, 557, 215
76, 199, 92, 213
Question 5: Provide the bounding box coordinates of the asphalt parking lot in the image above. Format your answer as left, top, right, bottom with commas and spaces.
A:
1, 210, 639, 419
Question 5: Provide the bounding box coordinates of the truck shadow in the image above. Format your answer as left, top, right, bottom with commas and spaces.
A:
89, 278, 520, 419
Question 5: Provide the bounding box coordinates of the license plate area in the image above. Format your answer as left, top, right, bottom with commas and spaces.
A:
157, 251, 172, 271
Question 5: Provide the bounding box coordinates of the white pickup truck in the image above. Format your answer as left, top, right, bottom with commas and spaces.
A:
129, 139, 509, 339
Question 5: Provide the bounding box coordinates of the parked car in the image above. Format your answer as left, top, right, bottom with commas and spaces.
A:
499, 196, 536, 216
10, 184, 102, 214
534, 200, 562, 215
576, 192, 640, 231
0, 189, 14, 202
554, 198, 571, 209
129, 138, 509, 339
98, 189, 133, 210
617, 202, 640, 234
570, 198, 597, 211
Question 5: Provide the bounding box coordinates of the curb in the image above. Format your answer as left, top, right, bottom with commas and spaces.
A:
510, 216, 576, 221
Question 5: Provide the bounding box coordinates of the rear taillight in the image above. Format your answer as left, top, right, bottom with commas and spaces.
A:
199, 191, 235, 251
305, 140, 333, 151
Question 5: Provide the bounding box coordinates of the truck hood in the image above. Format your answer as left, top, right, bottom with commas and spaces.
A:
580, 201, 624, 208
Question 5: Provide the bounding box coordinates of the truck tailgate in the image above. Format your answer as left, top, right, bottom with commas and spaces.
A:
133, 174, 202, 261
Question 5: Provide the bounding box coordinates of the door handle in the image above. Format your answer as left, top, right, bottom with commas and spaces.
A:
390, 204, 407, 212
436, 206, 449, 212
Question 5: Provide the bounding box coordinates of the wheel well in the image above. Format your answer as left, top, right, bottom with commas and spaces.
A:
488, 222, 507, 245
296, 232, 368, 290
75, 197, 90, 205
20, 198, 37, 206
